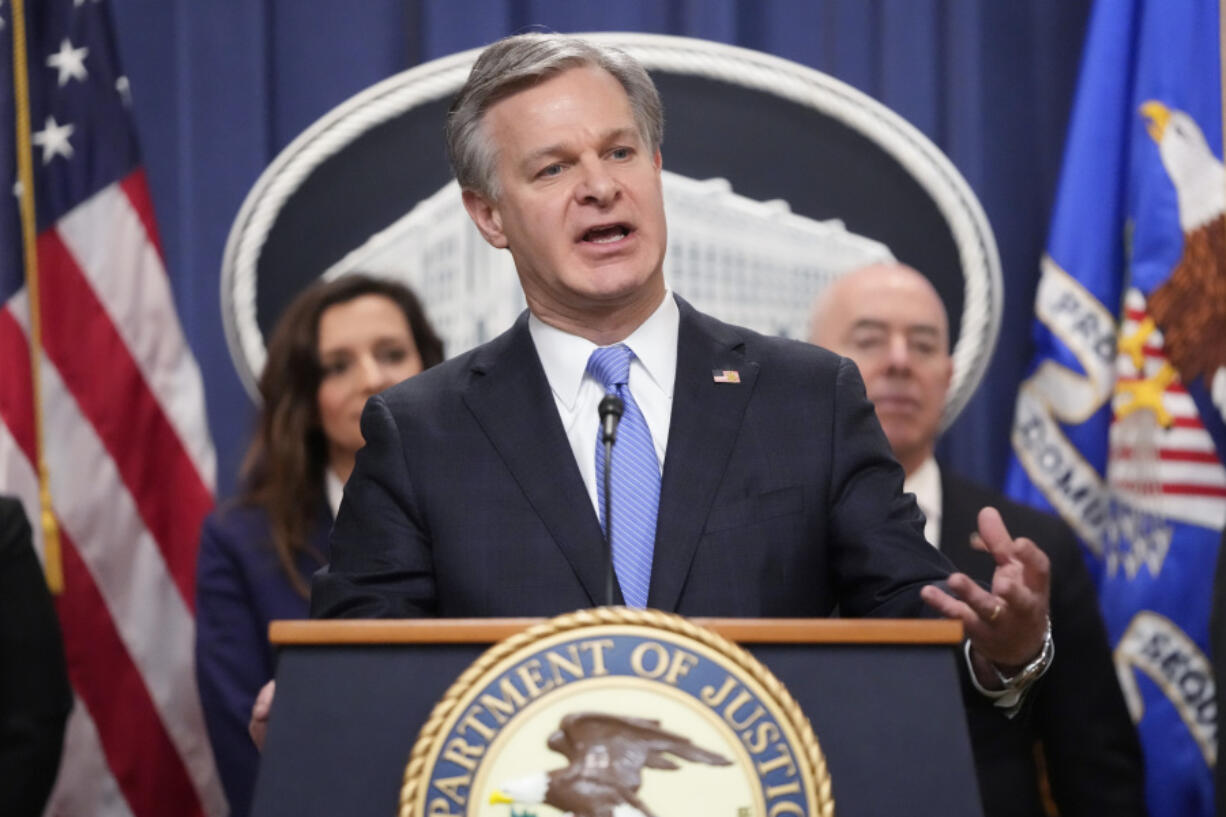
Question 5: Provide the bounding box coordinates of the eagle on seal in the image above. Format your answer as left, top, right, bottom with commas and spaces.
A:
488, 712, 733, 817
1139, 100, 1226, 416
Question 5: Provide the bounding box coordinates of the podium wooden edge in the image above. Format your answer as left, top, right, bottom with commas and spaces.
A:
270, 617, 963, 645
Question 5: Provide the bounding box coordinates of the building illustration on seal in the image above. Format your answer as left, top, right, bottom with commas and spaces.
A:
325, 171, 893, 357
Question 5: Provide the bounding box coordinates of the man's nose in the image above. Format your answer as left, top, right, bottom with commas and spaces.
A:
886, 335, 911, 370
575, 156, 617, 205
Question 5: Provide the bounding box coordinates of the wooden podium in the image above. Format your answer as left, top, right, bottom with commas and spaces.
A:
252, 618, 982, 817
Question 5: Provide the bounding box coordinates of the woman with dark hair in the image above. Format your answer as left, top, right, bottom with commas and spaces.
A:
194, 273, 443, 817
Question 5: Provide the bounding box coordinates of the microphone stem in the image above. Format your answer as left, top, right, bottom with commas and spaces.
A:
602, 434, 615, 607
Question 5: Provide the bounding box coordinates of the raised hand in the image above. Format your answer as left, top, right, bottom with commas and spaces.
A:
921, 506, 1051, 678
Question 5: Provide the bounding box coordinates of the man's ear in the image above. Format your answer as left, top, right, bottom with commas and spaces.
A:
462, 189, 508, 249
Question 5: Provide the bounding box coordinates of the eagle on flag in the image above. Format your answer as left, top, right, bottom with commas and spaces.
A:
1140, 101, 1226, 418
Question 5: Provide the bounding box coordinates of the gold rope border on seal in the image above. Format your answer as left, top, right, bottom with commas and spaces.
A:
397, 606, 835, 817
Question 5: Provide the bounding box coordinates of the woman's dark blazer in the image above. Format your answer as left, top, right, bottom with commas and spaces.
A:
194, 500, 330, 817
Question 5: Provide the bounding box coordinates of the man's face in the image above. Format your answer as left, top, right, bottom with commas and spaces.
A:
461, 65, 668, 333
811, 265, 953, 472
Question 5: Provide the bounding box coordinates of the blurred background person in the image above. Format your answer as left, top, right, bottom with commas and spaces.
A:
0, 496, 73, 817
810, 262, 1146, 817
194, 273, 443, 817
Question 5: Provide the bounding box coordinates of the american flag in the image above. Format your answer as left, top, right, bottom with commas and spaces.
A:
1, 1, 224, 816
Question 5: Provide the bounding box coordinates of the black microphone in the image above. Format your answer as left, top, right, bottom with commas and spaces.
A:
597, 395, 624, 606
598, 395, 624, 443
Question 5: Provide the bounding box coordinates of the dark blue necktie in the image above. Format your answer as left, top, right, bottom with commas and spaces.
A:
587, 344, 659, 609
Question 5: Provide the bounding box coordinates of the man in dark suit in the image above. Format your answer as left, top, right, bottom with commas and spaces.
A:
303, 32, 1051, 716
0, 497, 73, 817
810, 262, 1147, 817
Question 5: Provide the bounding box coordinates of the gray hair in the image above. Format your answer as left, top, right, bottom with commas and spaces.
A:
446, 33, 664, 198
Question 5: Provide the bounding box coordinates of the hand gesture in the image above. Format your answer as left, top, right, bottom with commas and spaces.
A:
921, 506, 1050, 674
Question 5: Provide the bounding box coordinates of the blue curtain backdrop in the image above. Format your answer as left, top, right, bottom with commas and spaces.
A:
106, 0, 1092, 500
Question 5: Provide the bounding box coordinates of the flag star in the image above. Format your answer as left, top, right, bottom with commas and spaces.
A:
32, 116, 75, 164
47, 39, 89, 86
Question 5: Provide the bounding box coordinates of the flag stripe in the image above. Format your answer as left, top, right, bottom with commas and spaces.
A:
36, 230, 209, 609
1112, 447, 1224, 463
0, 307, 36, 480
118, 170, 164, 261
0, 416, 44, 562
54, 534, 204, 817
56, 177, 215, 487
52, 700, 137, 817
1111, 481, 1226, 498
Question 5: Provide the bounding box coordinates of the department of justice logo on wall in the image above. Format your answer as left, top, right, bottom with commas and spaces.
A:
399, 609, 832, 817
222, 33, 1002, 436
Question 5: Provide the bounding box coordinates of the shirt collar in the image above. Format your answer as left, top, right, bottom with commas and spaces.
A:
324, 467, 344, 519
903, 455, 942, 546
529, 291, 679, 409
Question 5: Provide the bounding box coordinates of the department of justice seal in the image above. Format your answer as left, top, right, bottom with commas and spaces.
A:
400, 608, 833, 817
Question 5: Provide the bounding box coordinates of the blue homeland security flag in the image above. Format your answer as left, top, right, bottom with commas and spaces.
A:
1006, 1, 1224, 815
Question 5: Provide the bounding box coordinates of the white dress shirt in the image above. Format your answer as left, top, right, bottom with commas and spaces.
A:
529, 292, 679, 518
325, 467, 344, 519
903, 455, 943, 548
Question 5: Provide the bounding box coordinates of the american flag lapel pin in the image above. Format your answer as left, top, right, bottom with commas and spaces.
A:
712, 369, 741, 384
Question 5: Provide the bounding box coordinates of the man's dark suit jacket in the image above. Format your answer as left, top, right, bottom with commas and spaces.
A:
0, 497, 72, 817
195, 500, 331, 817
939, 471, 1146, 817
312, 297, 954, 619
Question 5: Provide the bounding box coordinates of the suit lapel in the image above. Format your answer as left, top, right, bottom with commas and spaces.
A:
461, 316, 613, 606
650, 299, 759, 611
938, 470, 994, 584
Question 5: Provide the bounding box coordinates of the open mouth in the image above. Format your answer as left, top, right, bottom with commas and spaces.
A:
580, 223, 632, 244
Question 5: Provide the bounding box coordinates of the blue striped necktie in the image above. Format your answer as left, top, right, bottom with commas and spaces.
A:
587, 344, 659, 609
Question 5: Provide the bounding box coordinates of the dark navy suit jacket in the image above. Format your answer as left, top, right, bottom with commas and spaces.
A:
312, 297, 953, 620
0, 497, 72, 817
195, 500, 331, 817
940, 471, 1146, 817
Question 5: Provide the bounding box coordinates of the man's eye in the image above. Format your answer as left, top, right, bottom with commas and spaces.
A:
851, 336, 884, 351
609, 147, 632, 160
538, 163, 563, 178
